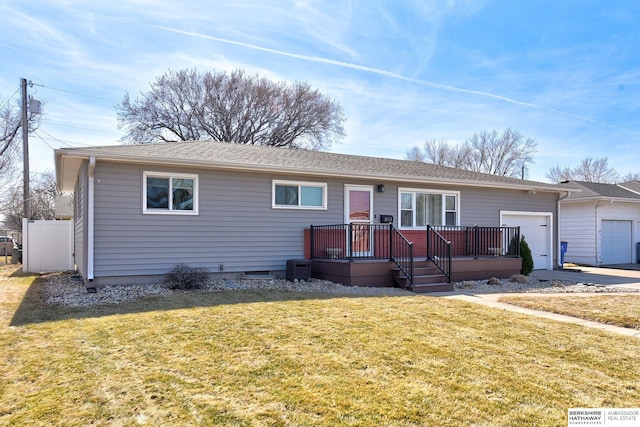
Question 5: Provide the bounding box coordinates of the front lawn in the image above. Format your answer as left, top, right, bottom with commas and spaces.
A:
1, 266, 638, 426
499, 294, 640, 330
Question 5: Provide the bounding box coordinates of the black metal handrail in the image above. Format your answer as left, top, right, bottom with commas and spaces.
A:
310, 223, 414, 283
390, 225, 414, 285
426, 225, 452, 282
428, 225, 520, 257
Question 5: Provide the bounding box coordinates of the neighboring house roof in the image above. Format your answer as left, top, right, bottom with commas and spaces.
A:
619, 180, 640, 195
55, 140, 568, 193
560, 180, 640, 202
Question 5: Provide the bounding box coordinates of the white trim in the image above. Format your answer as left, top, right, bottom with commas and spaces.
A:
500, 210, 554, 270
272, 179, 327, 210
143, 171, 199, 215
87, 156, 95, 281
397, 187, 460, 229
344, 185, 374, 257
344, 184, 374, 224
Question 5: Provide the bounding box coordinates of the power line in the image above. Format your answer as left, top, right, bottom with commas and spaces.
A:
40, 119, 118, 135
0, 87, 21, 110
32, 131, 58, 150
40, 84, 118, 103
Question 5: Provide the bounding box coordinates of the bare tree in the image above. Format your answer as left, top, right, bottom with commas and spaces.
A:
406, 128, 537, 178
405, 145, 425, 162
546, 157, 620, 183
621, 172, 640, 182
545, 165, 573, 183
1, 171, 58, 232
0, 94, 42, 205
117, 69, 346, 150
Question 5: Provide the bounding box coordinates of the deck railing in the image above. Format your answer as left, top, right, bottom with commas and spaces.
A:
426, 225, 521, 258
310, 223, 414, 283
309, 224, 521, 285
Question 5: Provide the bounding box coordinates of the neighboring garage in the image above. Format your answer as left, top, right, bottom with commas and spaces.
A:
558, 180, 640, 267
501, 211, 553, 270
601, 220, 633, 264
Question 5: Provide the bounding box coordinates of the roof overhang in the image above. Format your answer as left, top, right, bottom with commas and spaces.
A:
55, 146, 569, 194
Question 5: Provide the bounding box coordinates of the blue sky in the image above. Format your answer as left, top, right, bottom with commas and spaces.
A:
1, 0, 638, 182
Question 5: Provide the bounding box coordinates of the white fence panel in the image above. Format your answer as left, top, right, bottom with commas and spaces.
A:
22, 219, 74, 273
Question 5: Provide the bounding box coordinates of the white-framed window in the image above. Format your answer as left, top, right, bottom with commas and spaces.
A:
143, 171, 198, 214
398, 188, 459, 228
272, 180, 327, 210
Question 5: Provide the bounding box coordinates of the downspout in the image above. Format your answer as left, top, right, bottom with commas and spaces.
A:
87, 156, 95, 281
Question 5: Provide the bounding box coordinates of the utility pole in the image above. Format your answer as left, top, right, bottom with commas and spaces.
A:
21, 78, 30, 220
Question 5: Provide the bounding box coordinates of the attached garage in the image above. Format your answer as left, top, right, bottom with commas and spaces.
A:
501, 211, 553, 270
601, 220, 632, 264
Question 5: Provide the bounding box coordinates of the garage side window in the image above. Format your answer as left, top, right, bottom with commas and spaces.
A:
272, 180, 327, 210
144, 172, 198, 214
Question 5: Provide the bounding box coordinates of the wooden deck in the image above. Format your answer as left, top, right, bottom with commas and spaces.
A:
311, 256, 523, 293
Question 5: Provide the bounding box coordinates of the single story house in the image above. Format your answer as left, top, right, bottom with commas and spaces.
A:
559, 180, 640, 266
55, 140, 568, 292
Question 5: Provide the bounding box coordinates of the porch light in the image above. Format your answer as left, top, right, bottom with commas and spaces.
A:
377, 184, 385, 193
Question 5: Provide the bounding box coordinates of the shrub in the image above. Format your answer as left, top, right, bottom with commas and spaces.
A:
509, 274, 528, 284
165, 263, 209, 290
520, 236, 534, 276
486, 277, 501, 286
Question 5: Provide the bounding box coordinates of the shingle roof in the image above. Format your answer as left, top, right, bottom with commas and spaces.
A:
619, 180, 640, 195
560, 180, 640, 200
56, 140, 567, 193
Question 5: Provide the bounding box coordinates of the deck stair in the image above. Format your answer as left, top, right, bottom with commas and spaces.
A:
392, 259, 454, 293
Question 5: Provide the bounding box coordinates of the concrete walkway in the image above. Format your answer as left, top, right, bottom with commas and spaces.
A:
437, 266, 640, 338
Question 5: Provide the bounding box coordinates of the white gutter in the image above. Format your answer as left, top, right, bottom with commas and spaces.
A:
87, 156, 95, 281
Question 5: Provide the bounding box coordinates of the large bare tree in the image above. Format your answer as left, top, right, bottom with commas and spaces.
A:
407, 128, 537, 178
2, 171, 59, 232
546, 157, 620, 183
116, 69, 346, 150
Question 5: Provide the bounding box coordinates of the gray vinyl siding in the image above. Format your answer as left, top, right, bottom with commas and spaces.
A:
92, 162, 347, 278
459, 187, 557, 226
89, 161, 559, 282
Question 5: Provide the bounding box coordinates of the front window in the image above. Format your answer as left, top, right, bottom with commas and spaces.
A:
144, 172, 198, 214
273, 180, 327, 209
399, 189, 458, 227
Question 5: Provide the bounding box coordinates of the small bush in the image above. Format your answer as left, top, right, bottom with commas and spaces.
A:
509, 274, 528, 284
165, 263, 209, 290
486, 277, 501, 286
520, 236, 534, 276
460, 281, 476, 289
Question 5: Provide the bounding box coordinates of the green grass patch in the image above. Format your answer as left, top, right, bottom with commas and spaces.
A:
500, 294, 640, 330
1, 266, 638, 426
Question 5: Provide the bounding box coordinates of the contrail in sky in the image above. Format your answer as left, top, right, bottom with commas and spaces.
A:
153, 25, 620, 130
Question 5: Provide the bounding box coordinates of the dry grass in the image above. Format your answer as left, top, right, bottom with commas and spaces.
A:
1, 265, 639, 426
499, 294, 640, 330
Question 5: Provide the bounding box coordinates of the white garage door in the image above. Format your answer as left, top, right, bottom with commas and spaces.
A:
502, 213, 552, 270
601, 220, 632, 265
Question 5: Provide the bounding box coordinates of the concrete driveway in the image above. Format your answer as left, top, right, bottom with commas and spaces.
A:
531, 265, 640, 290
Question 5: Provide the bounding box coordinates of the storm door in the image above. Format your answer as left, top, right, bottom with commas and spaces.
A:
345, 185, 373, 257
